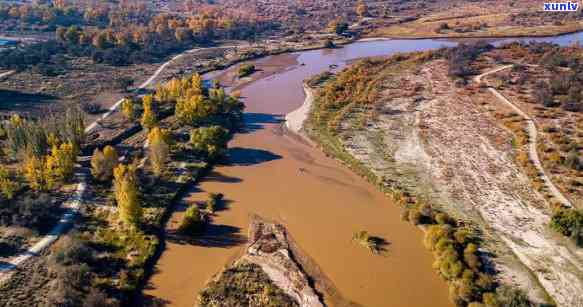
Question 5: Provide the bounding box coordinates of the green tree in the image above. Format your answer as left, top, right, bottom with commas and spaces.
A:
179, 205, 206, 235
190, 126, 229, 160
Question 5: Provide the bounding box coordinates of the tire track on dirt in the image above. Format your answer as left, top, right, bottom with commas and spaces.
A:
475, 65, 573, 208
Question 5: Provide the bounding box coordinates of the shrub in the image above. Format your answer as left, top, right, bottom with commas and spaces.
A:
91, 146, 118, 182
564, 149, 582, 170
352, 230, 385, 254
84, 288, 115, 307
533, 81, 555, 107
81, 102, 103, 114
454, 228, 470, 245
562, 100, 583, 112
323, 39, 336, 48
435, 212, 453, 225
408, 209, 423, 225
206, 192, 224, 213
190, 125, 229, 161
550, 208, 583, 245
0, 193, 57, 229
482, 292, 499, 307
179, 205, 207, 235
49, 235, 93, 267
464, 243, 482, 270
436, 22, 450, 33
447, 42, 492, 77
238, 64, 256, 78
495, 285, 531, 307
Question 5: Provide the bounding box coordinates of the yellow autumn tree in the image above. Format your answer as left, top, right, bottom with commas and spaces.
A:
166, 78, 182, 100
91, 145, 119, 181
190, 73, 203, 96
356, 0, 368, 18
176, 94, 206, 125
141, 95, 158, 130
0, 166, 17, 200
113, 163, 141, 228
155, 83, 170, 103
147, 127, 169, 177
22, 153, 51, 191
121, 98, 136, 122
47, 142, 76, 183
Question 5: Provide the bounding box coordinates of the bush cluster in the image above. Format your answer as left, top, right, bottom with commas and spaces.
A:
446, 42, 493, 78
398, 194, 499, 306
179, 205, 208, 235
238, 64, 256, 78
550, 207, 583, 246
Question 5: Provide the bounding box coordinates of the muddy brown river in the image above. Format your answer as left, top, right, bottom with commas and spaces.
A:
142, 33, 583, 307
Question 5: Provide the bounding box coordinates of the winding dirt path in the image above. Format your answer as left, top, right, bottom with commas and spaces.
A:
475, 65, 573, 207
0, 47, 206, 285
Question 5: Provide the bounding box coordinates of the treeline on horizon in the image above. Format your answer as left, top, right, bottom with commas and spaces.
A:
0, 1, 277, 74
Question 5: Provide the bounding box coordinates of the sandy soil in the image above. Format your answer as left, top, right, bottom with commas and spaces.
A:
285, 84, 313, 134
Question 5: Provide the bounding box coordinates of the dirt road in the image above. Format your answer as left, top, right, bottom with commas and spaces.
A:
0, 47, 206, 285
475, 66, 573, 207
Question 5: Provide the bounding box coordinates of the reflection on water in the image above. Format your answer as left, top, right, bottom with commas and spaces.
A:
145, 31, 583, 307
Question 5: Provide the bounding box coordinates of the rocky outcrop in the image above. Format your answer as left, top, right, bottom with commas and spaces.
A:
198, 216, 324, 307
243, 217, 323, 307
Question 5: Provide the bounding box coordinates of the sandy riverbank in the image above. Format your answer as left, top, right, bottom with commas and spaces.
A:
285, 84, 314, 135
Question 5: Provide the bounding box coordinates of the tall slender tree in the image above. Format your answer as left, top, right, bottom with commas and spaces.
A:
113, 163, 141, 228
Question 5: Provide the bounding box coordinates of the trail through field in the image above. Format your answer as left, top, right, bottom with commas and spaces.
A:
475, 66, 572, 207
470, 66, 582, 306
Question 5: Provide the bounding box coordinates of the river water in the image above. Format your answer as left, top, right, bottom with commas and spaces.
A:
143, 32, 583, 307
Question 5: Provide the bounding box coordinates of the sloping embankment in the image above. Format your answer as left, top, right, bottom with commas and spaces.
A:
198, 216, 325, 307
